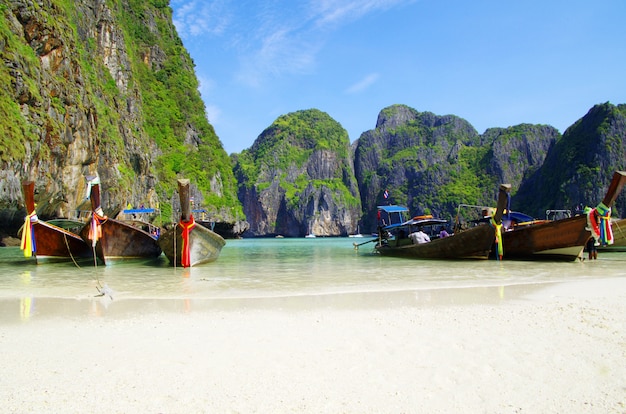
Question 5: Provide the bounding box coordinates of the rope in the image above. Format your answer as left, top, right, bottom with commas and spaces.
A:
62, 232, 81, 269
88, 233, 108, 297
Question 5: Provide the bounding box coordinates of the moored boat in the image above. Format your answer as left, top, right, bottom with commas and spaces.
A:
79, 178, 162, 265
373, 183, 510, 259
500, 170, 626, 261
348, 225, 364, 238
159, 179, 226, 267
19, 181, 92, 263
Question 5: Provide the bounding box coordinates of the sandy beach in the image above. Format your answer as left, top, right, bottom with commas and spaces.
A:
1, 277, 625, 413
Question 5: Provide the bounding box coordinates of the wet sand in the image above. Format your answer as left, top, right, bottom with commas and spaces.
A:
1, 278, 625, 413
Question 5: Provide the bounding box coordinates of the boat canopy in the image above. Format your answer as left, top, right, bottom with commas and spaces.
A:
377, 205, 409, 213
377, 205, 409, 229
377, 205, 449, 231
505, 211, 535, 223
123, 208, 156, 214
402, 217, 448, 227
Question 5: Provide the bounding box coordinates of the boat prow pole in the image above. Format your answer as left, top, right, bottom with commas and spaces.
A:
353, 238, 377, 250
601, 171, 626, 207
494, 183, 512, 225
494, 183, 511, 260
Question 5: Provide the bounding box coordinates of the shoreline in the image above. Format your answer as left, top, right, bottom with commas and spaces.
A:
0, 276, 624, 315
1, 277, 624, 323
2, 277, 625, 413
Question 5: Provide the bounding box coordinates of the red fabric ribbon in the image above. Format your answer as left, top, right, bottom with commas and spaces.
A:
88, 211, 107, 247
179, 215, 196, 267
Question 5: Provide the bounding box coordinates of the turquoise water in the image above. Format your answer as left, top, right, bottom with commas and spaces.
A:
1, 238, 625, 320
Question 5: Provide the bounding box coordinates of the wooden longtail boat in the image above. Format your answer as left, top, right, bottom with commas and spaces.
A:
19, 181, 92, 263
373, 183, 510, 259
79, 180, 162, 265
500, 170, 626, 261
159, 179, 226, 267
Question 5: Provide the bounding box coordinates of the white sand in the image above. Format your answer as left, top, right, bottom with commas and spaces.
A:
1, 278, 625, 413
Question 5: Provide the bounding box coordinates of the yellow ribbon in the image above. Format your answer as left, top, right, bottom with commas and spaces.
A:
491, 215, 503, 259
20, 211, 38, 258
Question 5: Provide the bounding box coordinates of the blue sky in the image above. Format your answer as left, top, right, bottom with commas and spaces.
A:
170, 0, 626, 154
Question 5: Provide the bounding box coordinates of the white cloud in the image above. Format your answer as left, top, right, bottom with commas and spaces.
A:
312, 0, 414, 27
172, 1, 412, 88
171, 0, 231, 39
205, 104, 221, 124
197, 75, 215, 99
346, 73, 380, 94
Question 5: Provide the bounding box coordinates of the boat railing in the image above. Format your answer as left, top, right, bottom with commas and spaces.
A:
67, 210, 92, 221
454, 203, 494, 232
546, 209, 572, 221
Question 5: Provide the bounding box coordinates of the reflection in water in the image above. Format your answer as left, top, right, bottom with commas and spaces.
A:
20, 296, 33, 321
89, 295, 114, 317
20, 270, 31, 285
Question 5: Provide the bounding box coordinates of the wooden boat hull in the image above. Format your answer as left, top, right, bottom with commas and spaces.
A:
79, 179, 162, 265
30, 221, 93, 263
500, 215, 590, 261
501, 171, 626, 261
160, 178, 226, 267
159, 224, 225, 267
21, 180, 92, 263
80, 218, 162, 265
376, 223, 496, 259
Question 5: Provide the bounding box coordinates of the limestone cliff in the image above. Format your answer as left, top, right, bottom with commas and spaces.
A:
354, 104, 485, 231
482, 124, 559, 193
514, 103, 626, 217
353, 103, 625, 231
0, 0, 243, 240
353, 105, 561, 232
233, 109, 361, 237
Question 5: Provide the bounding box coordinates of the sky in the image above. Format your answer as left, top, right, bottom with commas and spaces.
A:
170, 0, 626, 155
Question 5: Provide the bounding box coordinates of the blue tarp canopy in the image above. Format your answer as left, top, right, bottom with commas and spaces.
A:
378, 205, 409, 230
377, 205, 409, 213
506, 211, 534, 223
123, 208, 156, 214
403, 217, 448, 226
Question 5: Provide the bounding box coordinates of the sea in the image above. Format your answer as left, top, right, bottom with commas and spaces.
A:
1, 237, 625, 322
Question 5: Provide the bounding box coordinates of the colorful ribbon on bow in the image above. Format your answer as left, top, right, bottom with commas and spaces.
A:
179, 215, 196, 267
595, 202, 613, 245
491, 215, 503, 260
586, 203, 613, 246
88, 210, 107, 247
20, 211, 38, 258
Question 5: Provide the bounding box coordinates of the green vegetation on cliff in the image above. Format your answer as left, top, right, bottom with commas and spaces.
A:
235, 109, 358, 208
233, 109, 361, 235
110, 0, 242, 220
0, 5, 48, 162
0, 0, 243, 222
355, 104, 498, 225
514, 102, 626, 216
